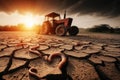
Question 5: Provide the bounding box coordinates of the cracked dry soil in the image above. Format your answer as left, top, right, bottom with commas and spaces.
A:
0, 32, 120, 80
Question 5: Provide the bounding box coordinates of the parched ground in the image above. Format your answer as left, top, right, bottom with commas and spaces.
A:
0, 31, 120, 80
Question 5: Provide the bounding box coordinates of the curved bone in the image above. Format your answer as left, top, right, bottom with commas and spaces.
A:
48, 53, 67, 69
15, 43, 28, 48
29, 67, 42, 79
29, 45, 42, 57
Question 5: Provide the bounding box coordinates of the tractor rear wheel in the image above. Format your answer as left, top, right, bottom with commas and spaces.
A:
55, 25, 67, 36
68, 26, 79, 36
41, 21, 51, 35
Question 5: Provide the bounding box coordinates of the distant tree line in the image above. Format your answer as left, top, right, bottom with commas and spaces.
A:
88, 24, 120, 34
0, 24, 41, 32
0, 25, 22, 31
0, 24, 120, 34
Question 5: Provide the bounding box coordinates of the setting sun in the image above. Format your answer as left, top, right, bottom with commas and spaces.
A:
23, 13, 36, 28
20, 12, 44, 29
24, 18, 35, 28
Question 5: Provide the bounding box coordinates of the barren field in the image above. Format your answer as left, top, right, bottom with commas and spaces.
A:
0, 31, 120, 80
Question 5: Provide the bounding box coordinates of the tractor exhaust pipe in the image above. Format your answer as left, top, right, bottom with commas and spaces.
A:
64, 10, 66, 19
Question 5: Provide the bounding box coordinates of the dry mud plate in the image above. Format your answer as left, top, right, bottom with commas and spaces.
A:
0, 32, 120, 80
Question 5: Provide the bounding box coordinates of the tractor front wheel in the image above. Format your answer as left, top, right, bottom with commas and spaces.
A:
41, 22, 51, 35
55, 25, 67, 36
68, 26, 79, 36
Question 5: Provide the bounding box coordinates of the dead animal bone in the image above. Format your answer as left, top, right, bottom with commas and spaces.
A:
29, 44, 42, 57
15, 40, 36, 49
29, 52, 67, 79
15, 41, 29, 49
47, 53, 67, 69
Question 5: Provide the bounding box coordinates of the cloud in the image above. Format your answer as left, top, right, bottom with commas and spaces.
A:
0, 0, 120, 17
0, 0, 63, 14
69, 0, 120, 17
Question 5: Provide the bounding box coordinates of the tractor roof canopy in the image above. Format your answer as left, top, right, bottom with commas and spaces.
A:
45, 12, 60, 18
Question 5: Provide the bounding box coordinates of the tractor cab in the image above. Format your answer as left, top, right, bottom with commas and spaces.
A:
45, 12, 61, 21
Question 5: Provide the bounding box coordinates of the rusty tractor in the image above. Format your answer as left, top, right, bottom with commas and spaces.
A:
39, 12, 79, 36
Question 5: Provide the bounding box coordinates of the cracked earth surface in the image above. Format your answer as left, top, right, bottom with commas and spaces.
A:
0, 32, 120, 80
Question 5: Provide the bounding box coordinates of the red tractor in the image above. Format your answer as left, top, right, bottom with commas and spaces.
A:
39, 12, 79, 36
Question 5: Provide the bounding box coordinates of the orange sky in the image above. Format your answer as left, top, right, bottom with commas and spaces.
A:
0, 0, 120, 28
0, 11, 120, 28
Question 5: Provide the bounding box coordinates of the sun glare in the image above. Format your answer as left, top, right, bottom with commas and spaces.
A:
23, 13, 35, 28
24, 18, 35, 28
22, 13, 44, 29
